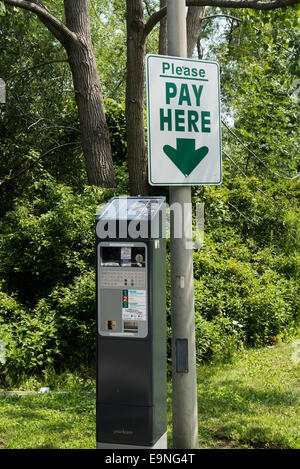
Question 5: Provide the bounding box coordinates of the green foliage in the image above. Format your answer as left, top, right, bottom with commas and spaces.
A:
1, 171, 299, 378
44, 272, 96, 367
0, 176, 102, 304
90, 0, 127, 101
192, 176, 299, 348
201, 7, 299, 188
0, 2, 299, 383
0, 175, 125, 379
104, 98, 127, 166
217, 8, 299, 179
195, 314, 244, 364
0, 270, 95, 379
0, 287, 60, 379
0, 7, 86, 214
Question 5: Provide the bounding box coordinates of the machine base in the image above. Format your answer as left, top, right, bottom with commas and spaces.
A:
97, 432, 167, 449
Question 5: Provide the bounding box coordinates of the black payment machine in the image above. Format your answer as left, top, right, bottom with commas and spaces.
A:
96, 197, 167, 449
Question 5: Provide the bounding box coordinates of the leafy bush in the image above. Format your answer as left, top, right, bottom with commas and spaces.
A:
0, 174, 114, 306
105, 98, 127, 166
45, 271, 96, 367
0, 270, 96, 380
0, 173, 299, 380
193, 247, 298, 346
195, 315, 244, 364
0, 288, 59, 381
0, 175, 123, 378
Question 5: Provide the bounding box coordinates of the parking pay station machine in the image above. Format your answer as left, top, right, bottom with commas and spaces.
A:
96, 197, 167, 449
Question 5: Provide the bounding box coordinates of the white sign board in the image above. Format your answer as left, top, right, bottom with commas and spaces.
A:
146, 54, 222, 185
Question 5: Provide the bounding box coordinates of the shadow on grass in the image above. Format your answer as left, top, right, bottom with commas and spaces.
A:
2, 408, 48, 421
197, 381, 298, 416
207, 422, 287, 449
234, 385, 297, 407
1, 392, 95, 413
0, 393, 96, 449
35, 442, 58, 449
166, 371, 298, 449
196, 379, 298, 448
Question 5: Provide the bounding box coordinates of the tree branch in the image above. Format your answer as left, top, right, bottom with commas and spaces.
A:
0, 142, 80, 185
144, 6, 166, 37
3, 0, 79, 45
6, 59, 68, 81
186, 0, 299, 10
143, 0, 152, 16
223, 120, 300, 180
40, 125, 80, 133
223, 150, 272, 199
203, 14, 241, 21
144, 0, 298, 38
203, 14, 294, 53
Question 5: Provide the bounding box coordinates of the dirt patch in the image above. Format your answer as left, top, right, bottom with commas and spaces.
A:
208, 428, 237, 449
208, 428, 282, 450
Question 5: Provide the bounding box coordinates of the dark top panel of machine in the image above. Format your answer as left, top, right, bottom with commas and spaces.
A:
96, 197, 165, 222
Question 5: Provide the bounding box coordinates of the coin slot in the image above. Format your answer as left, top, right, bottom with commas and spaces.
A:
106, 320, 117, 331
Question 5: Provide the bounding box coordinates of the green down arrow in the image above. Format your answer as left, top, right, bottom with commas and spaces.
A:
163, 138, 209, 176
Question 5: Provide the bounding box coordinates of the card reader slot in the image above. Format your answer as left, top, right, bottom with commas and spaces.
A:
124, 321, 138, 333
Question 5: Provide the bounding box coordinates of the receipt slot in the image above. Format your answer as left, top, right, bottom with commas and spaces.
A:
96, 197, 167, 449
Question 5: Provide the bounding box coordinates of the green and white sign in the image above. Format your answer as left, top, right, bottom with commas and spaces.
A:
146, 54, 222, 185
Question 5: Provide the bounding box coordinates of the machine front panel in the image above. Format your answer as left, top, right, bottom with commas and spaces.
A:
98, 242, 148, 338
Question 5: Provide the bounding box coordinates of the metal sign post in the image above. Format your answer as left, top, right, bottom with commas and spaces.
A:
145, 0, 222, 449
167, 0, 198, 449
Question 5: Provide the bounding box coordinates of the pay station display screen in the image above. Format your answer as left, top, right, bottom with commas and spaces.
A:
100, 246, 146, 268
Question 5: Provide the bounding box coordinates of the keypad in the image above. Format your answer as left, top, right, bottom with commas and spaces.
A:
100, 269, 146, 288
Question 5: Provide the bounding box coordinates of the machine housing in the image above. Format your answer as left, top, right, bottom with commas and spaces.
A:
96, 197, 167, 448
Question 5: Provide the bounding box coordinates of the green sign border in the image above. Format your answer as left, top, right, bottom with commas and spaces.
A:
146, 54, 222, 186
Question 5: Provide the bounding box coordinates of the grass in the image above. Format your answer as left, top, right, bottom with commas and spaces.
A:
0, 392, 96, 449
193, 341, 300, 449
0, 341, 299, 449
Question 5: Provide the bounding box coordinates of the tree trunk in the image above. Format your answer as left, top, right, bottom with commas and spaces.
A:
186, 6, 207, 58
63, 0, 115, 187
126, 0, 148, 196
125, 1, 208, 195
159, 0, 167, 55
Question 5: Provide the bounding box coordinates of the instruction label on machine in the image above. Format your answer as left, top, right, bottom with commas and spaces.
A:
122, 290, 147, 321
